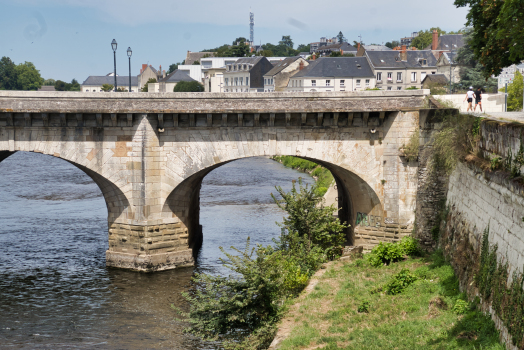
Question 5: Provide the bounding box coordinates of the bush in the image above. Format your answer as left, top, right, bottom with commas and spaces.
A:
357, 300, 371, 313
367, 242, 405, 267
173, 80, 204, 92
399, 129, 420, 162
452, 299, 469, 314
384, 269, 418, 295
399, 236, 420, 256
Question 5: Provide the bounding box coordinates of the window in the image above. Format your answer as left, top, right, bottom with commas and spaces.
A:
356, 79, 361, 87
246, 77, 249, 86
240, 77, 243, 86
264, 78, 267, 85
340, 80, 345, 86
387, 72, 392, 81
326, 80, 331, 86
397, 72, 402, 82
387, 87, 392, 90
365, 79, 370, 87
225, 78, 229, 86
311, 80, 316, 86
421, 72, 427, 81
376, 73, 382, 81
411, 72, 417, 82
271, 78, 273, 85
234, 77, 238, 86
243, 64, 246, 70
397, 86, 402, 90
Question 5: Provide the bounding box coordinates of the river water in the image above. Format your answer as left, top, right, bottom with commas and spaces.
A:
0, 152, 312, 349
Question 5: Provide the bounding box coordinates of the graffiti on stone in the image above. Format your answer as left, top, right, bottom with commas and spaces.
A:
356, 212, 382, 227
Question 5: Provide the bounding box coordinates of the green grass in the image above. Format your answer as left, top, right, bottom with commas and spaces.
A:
278, 252, 504, 350
272, 156, 334, 196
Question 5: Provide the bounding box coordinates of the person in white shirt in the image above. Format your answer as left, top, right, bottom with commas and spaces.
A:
464, 86, 475, 112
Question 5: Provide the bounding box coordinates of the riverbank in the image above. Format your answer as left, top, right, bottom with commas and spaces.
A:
271, 156, 334, 196
271, 251, 504, 350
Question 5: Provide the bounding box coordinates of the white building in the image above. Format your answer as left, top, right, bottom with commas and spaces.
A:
81, 75, 138, 92
286, 57, 376, 92
147, 70, 196, 92
497, 63, 524, 89
223, 56, 274, 93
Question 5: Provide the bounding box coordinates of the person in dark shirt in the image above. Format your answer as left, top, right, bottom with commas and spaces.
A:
474, 87, 482, 112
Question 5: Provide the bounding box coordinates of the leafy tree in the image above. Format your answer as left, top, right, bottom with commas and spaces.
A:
15, 61, 43, 90
228, 43, 250, 57
0, 56, 17, 90
168, 63, 180, 74
43, 78, 55, 86
173, 81, 204, 92
69, 79, 80, 91
101, 84, 114, 92
385, 41, 400, 49
192, 61, 200, 65
411, 27, 447, 50
296, 44, 310, 52
336, 31, 346, 43
455, 29, 498, 92
454, 0, 524, 78
54, 78, 80, 91
256, 49, 274, 57
279, 35, 294, 49
54, 80, 67, 91
232, 37, 248, 45
500, 71, 523, 111
330, 51, 342, 57
141, 78, 157, 92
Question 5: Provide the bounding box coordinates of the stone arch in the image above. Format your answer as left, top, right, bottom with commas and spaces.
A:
162, 155, 383, 255
0, 150, 131, 227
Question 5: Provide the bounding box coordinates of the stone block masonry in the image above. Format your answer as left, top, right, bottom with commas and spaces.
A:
0, 91, 428, 271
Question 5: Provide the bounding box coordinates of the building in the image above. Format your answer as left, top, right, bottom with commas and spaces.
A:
310, 36, 339, 53
223, 56, 274, 93
425, 31, 464, 53
185, 51, 215, 65
315, 42, 358, 57
285, 57, 376, 92
262, 57, 309, 92
496, 63, 524, 89
435, 52, 467, 86
138, 64, 164, 90
400, 32, 419, 47
81, 75, 139, 92
365, 47, 437, 90
421, 74, 448, 91
147, 70, 196, 92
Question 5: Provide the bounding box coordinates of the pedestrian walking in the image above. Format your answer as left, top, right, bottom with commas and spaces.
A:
464, 87, 475, 112
474, 87, 482, 112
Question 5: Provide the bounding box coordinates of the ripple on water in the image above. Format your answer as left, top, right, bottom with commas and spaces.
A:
0, 153, 312, 349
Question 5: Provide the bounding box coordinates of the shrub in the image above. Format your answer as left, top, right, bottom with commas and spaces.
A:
384, 269, 418, 295
367, 242, 405, 267
173, 80, 204, 92
399, 236, 420, 256
452, 299, 469, 314
357, 300, 371, 313
399, 129, 420, 162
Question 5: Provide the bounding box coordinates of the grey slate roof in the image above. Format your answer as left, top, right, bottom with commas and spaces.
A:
425, 34, 465, 51
159, 70, 196, 83
422, 74, 448, 85
185, 51, 215, 65
292, 57, 374, 78
363, 45, 392, 51
366, 50, 437, 68
82, 76, 138, 86
316, 42, 358, 52
233, 56, 264, 65
264, 57, 302, 77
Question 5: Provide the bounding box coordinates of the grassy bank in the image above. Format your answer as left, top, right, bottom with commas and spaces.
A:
276, 251, 504, 350
272, 156, 334, 196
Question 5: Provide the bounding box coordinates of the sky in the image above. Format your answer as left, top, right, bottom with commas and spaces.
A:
0, 0, 470, 83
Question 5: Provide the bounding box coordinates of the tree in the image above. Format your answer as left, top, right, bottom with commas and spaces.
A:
43, 78, 55, 86
454, 0, 524, 78
15, 61, 43, 90
168, 63, 180, 74
385, 41, 400, 49
54, 78, 81, 91
0, 56, 17, 90
411, 27, 446, 50
256, 49, 274, 57
336, 31, 346, 43
101, 84, 114, 92
54, 80, 67, 91
141, 78, 157, 92
192, 61, 200, 65
232, 37, 248, 45
455, 29, 498, 92
173, 81, 204, 92
296, 44, 310, 53
501, 71, 523, 111
279, 35, 294, 49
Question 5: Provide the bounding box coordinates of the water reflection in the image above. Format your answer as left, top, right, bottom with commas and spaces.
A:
0, 153, 311, 349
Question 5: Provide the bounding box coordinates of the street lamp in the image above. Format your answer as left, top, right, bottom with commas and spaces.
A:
111, 39, 117, 92
127, 47, 132, 92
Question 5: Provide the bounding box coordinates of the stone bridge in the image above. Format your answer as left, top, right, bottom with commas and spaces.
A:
0, 91, 428, 271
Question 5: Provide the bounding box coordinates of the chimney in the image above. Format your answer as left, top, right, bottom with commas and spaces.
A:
357, 42, 361, 50
432, 30, 439, 50
400, 45, 407, 61
312, 53, 316, 60
163, 70, 166, 78
142, 64, 147, 71
299, 61, 305, 71
159, 65, 162, 72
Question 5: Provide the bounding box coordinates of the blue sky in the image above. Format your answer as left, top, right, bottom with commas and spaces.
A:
0, 0, 469, 83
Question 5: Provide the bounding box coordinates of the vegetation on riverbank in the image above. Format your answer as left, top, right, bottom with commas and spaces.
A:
277, 243, 504, 350
272, 156, 334, 196
178, 179, 347, 349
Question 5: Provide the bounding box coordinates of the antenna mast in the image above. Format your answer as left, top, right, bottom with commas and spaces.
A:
249, 11, 254, 44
